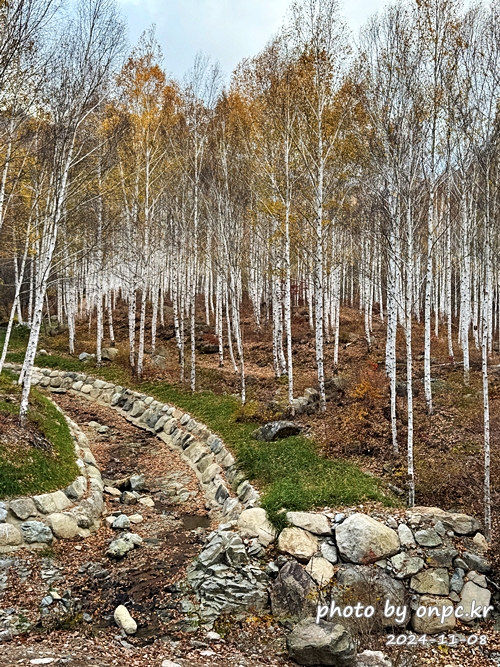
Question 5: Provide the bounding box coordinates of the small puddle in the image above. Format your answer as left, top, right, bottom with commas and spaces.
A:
180, 514, 211, 531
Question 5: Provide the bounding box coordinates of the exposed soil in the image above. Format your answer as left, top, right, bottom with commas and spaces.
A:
0, 392, 296, 667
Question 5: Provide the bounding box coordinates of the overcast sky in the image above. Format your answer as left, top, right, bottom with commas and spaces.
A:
116, 0, 388, 81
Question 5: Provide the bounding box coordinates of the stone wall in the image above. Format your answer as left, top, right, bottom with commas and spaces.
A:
21, 365, 260, 520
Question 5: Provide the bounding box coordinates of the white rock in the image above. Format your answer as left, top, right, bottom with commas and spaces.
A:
238, 507, 277, 546
286, 511, 332, 535
305, 556, 335, 585
138, 496, 155, 507
0, 523, 23, 546
397, 524, 416, 548
30, 660, 55, 665
46, 513, 79, 539
104, 486, 122, 497
277, 527, 318, 562
161, 661, 181, 667
113, 604, 137, 635
129, 514, 143, 524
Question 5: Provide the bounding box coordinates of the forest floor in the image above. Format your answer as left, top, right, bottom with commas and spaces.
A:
30, 299, 500, 553
1, 391, 297, 667
2, 387, 500, 667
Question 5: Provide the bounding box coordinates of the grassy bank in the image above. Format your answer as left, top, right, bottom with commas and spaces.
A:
0, 371, 79, 498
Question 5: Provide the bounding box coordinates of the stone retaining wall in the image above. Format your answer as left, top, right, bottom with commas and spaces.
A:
18, 365, 260, 522
0, 398, 104, 552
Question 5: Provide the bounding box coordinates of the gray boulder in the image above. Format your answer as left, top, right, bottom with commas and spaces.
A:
410, 568, 449, 596
270, 561, 318, 620
102, 347, 119, 361
286, 619, 356, 666
335, 514, 400, 564
462, 551, 491, 573
21, 521, 53, 544
414, 528, 442, 547
389, 553, 424, 579
253, 421, 302, 441
9, 498, 37, 520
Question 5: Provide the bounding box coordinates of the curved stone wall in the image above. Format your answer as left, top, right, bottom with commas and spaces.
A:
20, 365, 260, 521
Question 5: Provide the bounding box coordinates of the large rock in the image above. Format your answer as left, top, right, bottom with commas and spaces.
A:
237, 508, 277, 546
459, 581, 492, 624
305, 556, 335, 585
410, 568, 449, 596
33, 491, 72, 514
9, 498, 37, 520
335, 514, 400, 564
21, 521, 53, 544
102, 347, 119, 361
46, 513, 79, 539
270, 561, 318, 619
462, 552, 491, 573
286, 619, 356, 666
287, 511, 332, 536
411, 596, 456, 634
409, 507, 481, 536
414, 529, 442, 547
0, 524, 22, 546
106, 533, 142, 559
238, 507, 276, 547
335, 566, 409, 628
389, 553, 424, 579
253, 421, 302, 441
278, 527, 318, 561
114, 605, 137, 635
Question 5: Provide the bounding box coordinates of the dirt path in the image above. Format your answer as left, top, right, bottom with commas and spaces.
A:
0, 393, 294, 667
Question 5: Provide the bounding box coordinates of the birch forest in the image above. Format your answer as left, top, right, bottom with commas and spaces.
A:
2, 0, 500, 537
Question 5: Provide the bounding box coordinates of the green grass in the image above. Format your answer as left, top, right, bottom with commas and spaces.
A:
0, 371, 79, 498
139, 381, 394, 526
0, 327, 393, 521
